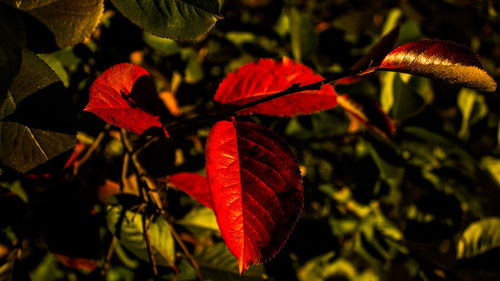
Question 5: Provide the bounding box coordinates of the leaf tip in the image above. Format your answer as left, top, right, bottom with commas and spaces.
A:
238, 258, 246, 275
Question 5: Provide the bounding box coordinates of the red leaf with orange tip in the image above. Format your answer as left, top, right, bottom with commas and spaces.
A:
375, 40, 497, 92
169, 172, 213, 209
214, 57, 337, 116
337, 94, 394, 141
63, 142, 86, 170
52, 253, 98, 272
85, 63, 168, 136
205, 119, 303, 274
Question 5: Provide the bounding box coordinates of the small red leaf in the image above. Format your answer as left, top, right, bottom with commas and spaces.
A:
206, 119, 303, 274
337, 94, 394, 140
169, 172, 213, 209
214, 57, 337, 116
376, 40, 497, 92
52, 253, 98, 272
85, 63, 168, 136
63, 142, 86, 170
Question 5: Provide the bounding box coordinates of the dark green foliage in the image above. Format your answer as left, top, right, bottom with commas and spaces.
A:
1, 1, 500, 281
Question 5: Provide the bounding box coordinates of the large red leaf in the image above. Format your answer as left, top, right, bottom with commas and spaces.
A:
375, 40, 497, 92
85, 63, 168, 136
214, 57, 337, 116
205, 119, 303, 274
169, 172, 213, 209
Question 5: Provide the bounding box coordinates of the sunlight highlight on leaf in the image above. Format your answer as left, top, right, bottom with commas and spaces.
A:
457, 217, 500, 260
377, 40, 497, 92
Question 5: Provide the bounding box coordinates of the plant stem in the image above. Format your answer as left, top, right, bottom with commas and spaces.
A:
101, 236, 116, 276
167, 222, 205, 281
73, 124, 111, 174
164, 70, 356, 132
121, 129, 164, 209
143, 214, 158, 276
120, 152, 130, 193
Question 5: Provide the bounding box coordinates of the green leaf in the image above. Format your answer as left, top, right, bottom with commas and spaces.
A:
297, 253, 357, 281
110, 0, 221, 40
2, 50, 59, 114
143, 32, 181, 56
37, 53, 69, 87
481, 156, 500, 186
178, 206, 219, 234
106, 205, 175, 268
390, 74, 426, 121
380, 72, 396, 112
30, 254, 58, 281
22, 0, 104, 47
0, 180, 28, 203
0, 4, 25, 101
457, 88, 488, 140
0, 49, 75, 173
182, 49, 203, 84
194, 242, 266, 281
289, 7, 317, 62
105, 266, 135, 281
457, 217, 500, 260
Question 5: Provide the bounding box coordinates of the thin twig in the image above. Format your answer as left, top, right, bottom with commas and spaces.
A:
167, 222, 205, 281
101, 236, 117, 276
120, 129, 134, 153
73, 124, 111, 174
121, 129, 164, 209
120, 153, 130, 193
143, 214, 158, 276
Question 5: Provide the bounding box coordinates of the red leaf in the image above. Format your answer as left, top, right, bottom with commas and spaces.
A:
214, 57, 337, 116
376, 40, 497, 92
169, 172, 213, 209
85, 63, 168, 136
337, 94, 394, 141
63, 142, 86, 170
52, 253, 98, 272
205, 119, 303, 274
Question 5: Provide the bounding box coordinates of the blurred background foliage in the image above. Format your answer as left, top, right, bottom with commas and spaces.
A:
2, 0, 500, 280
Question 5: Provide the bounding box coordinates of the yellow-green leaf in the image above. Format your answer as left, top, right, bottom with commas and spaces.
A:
26, 0, 104, 47
106, 205, 175, 268
457, 217, 500, 260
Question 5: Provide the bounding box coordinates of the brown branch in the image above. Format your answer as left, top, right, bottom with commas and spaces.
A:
120, 129, 164, 209
120, 153, 130, 193
100, 236, 117, 276
143, 214, 158, 276
73, 124, 111, 174
167, 222, 205, 281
